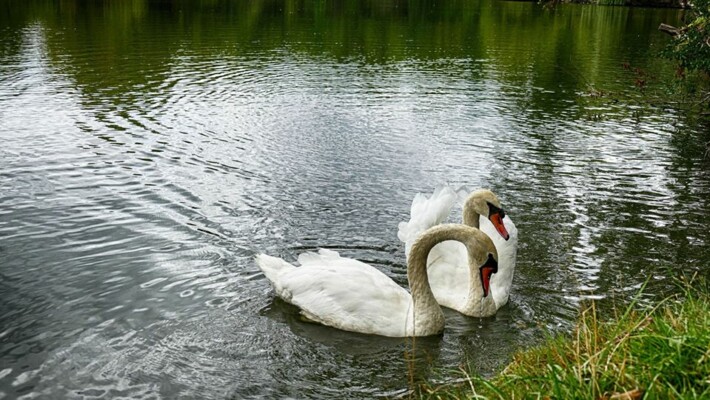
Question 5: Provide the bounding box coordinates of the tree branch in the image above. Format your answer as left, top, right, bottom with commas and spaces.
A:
658, 23, 682, 37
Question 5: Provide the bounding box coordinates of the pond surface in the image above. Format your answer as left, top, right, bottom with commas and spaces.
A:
1, 1, 709, 398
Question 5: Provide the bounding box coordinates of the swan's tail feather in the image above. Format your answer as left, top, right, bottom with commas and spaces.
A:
255, 254, 296, 292
397, 185, 458, 255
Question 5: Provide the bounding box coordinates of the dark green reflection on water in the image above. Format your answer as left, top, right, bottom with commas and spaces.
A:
2, 0, 685, 89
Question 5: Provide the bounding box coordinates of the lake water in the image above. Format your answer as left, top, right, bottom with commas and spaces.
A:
1, 1, 708, 398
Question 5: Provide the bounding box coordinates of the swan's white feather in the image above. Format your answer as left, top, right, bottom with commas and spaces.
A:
427, 256, 469, 310
255, 254, 297, 300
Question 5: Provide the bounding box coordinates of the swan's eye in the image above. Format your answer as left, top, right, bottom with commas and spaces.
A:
486, 202, 501, 218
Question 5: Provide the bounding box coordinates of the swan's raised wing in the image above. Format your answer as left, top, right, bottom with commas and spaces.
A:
398, 185, 458, 256
278, 249, 414, 337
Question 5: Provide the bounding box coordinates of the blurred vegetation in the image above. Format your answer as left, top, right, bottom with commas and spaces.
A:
662, 0, 710, 74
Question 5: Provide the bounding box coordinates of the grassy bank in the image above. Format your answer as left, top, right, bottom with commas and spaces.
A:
420, 280, 710, 399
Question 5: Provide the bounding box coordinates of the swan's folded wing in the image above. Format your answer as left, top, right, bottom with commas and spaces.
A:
278, 261, 413, 337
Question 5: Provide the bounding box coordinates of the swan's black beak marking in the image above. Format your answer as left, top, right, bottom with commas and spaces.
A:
479, 254, 498, 298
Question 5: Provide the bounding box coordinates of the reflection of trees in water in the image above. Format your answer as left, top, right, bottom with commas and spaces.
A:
3, 1, 684, 93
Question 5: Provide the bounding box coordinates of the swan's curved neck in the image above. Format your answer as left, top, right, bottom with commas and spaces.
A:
407, 234, 443, 335
462, 197, 481, 228
408, 224, 487, 333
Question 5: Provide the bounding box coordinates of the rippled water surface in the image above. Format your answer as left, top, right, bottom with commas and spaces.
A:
1, 1, 709, 398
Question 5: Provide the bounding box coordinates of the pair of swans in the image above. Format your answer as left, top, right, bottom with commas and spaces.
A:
398, 187, 518, 312
255, 187, 517, 337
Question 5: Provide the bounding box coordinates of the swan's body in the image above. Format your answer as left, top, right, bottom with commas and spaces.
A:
398, 186, 518, 314
256, 224, 498, 337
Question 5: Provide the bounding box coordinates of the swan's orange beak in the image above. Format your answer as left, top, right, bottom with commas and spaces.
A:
480, 254, 498, 298
489, 212, 510, 241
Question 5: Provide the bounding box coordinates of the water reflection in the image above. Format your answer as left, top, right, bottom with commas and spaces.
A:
1, 1, 709, 398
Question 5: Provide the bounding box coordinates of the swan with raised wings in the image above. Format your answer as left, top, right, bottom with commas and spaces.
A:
398, 187, 518, 315
256, 224, 499, 337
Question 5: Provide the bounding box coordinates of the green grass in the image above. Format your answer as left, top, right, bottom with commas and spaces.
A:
419, 279, 710, 400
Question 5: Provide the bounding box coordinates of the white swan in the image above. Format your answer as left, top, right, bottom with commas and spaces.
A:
398, 187, 518, 315
256, 224, 499, 337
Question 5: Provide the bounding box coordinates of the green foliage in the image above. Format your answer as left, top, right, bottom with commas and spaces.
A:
664, 0, 710, 73
420, 280, 710, 399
